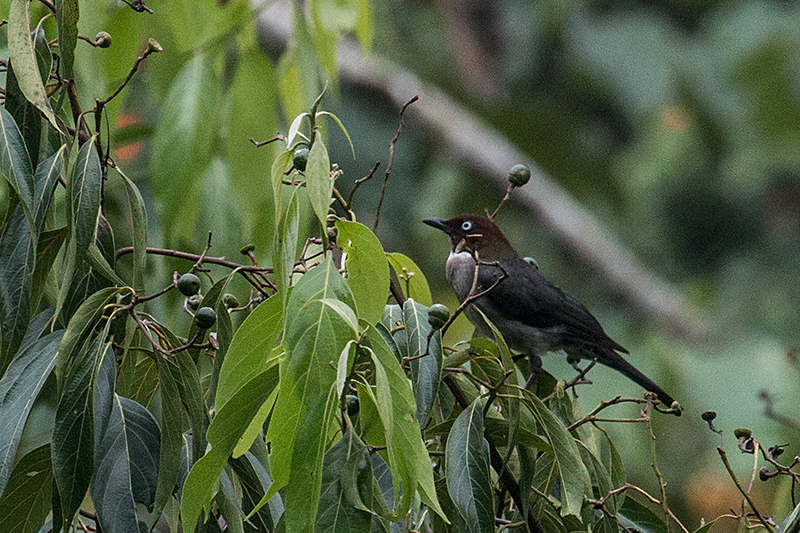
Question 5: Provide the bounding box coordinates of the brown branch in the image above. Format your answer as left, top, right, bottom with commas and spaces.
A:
373, 95, 417, 234
115, 246, 273, 272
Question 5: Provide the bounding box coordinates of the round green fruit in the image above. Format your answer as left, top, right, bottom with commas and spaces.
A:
293, 146, 310, 172
222, 293, 239, 309
196, 307, 217, 329
177, 273, 201, 296
508, 164, 531, 187
428, 303, 451, 330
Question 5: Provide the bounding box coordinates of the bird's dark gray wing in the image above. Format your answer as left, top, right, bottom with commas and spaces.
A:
476, 256, 628, 354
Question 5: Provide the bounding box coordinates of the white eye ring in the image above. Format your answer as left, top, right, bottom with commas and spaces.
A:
461, 221, 473, 231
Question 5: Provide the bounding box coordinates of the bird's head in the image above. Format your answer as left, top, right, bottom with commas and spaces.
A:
423, 214, 514, 258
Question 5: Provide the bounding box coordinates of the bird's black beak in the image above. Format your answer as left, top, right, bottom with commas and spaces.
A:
423, 218, 449, 233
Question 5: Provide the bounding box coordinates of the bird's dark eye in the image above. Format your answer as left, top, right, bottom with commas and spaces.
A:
461, 221, 473, 231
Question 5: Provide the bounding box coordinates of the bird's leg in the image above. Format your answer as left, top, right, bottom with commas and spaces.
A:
524, 353, 543, 390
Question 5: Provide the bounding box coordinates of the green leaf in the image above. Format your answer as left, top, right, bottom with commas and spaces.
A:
336, 220, 390, 324
5, 60, 41, 170
55, 0, 79, 79
91, 350, 160, 533
618, 497, 668, 533
0, 108, 34, 226
606, 431, 626, 512
270, 149, 293, 218
274, 185, 300, 309
363, 326, 446, 521
150, 353, 186, 526
30, 227, 67, 311
0, 444, 52, 533
778, 503, 800, 533
445, 399, 494, 533
7, 0, 59, 131
115, 168, 148, 294
151, 55, 218, 243
85, 243, 125, 286
216, 296, 283, 412
229, 452, 277, 533
355, 0, 373, 53
403, 299, 442, 428
521, 390, 592, 518
386, 253, 432, 306
180, 367, 280, 533
57, 286, 127, 383
315, 428, 372, 533
265, 259, 357, 531
305, 131, 332, 230
0, 330, 61, 497
33, 147, 66, 238
0, 204, 36, 373
52, 330, 110, 531
576, 440, 617, 532
316, 112, 355, 157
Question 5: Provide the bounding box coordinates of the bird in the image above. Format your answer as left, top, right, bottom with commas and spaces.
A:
423, 214, 680, 414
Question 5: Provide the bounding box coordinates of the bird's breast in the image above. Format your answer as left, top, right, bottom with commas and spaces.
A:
445, 251, 476, 302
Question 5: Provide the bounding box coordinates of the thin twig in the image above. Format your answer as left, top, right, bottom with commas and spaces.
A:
373, 96, 417, 234
716, 446, 774, 532
250, 133, 288, 148
347, 161, 380, 211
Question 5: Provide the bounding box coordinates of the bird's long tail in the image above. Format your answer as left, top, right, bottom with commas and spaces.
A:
596, 349, 680, 415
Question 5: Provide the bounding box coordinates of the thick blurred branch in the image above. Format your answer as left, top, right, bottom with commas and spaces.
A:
256, 0, 707, 340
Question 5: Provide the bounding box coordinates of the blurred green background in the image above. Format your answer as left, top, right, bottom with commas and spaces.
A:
5, 0, 800, 527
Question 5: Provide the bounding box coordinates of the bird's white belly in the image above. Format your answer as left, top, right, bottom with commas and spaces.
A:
445, 251, 476, 302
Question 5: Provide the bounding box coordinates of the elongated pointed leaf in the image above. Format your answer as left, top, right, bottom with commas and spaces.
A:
265, 259, 357, 531
181, 367, 279, 532
0, 444, 52, 533
0, 204, 36, 373
115, 168, 148, 294
7, 0, 59, 131
403, 299, 442, 428
93, 348, 159, 529
274, 185, 300, 309
522, 390, 591, 518
55, 0, 79, 79
315, 428, 372, 533
216, 296, 283, 412
445, 399, 493, 533
336, 220, 390, 324
33, 147, 66, 238
364, 326, 445, 521
0, 108, 33, 226
52, 330, 109, 531
305, 132, 332, 229
0, 330, 62, 497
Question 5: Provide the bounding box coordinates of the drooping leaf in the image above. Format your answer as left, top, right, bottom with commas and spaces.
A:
315, 427, 372, 533
7, 0, 59, 131
305, 131, 332, 230
336, 220, 390, 324
55, 0, 79, 80
32, 147, 66, 238
264, 259, 358, 531
0, 330, 62, 497
52, 330, 110, 531
180, 367, 279, 533
273, 185, 300, 310
522, 390, 592, 518
363, 325, 446, 521
115, 168, 149, 295
403, 299, 442, 428
91, 346, 160, 533
230, 451, 278, 533
445, 399, 493, 533
0, 444, 52, 533
617, 497, 668, 533
0, 204, 36, 373
0, 107, 33, 227
386, 253, 432, 306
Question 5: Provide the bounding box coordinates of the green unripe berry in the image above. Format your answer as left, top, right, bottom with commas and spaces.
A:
177, 273, 201, 296
196, 307, 217, 329
346, 395, 359, 417
293, 146, 310, 172
187, 294, 203, 311
428, 304, 451, 330
95, 31, 112, 48
508, 164, 531, 187
222, 293, 239, 309
734, 427, 752, 440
